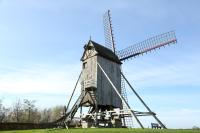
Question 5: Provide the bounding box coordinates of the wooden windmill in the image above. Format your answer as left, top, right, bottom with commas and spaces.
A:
56, 10, 177, 129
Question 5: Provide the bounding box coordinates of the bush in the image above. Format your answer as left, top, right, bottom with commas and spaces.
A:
192, 126, 199, 130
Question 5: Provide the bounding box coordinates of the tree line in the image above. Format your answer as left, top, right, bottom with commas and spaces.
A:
0, 99, 65, 123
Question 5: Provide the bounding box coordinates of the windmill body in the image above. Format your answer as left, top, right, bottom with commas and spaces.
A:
81, 40, 122, 109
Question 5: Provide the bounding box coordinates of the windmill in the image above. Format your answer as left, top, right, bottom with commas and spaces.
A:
55, 10, 177, 129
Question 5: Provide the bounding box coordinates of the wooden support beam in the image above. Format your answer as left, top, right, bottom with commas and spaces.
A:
97, 63, 144, 129
121, 72, 167, 129
66, 71, 82, 113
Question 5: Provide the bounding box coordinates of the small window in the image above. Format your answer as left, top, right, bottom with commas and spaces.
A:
83, 62, 87, 69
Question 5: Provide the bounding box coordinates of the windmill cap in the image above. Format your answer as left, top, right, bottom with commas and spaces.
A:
81, 40, 122, 64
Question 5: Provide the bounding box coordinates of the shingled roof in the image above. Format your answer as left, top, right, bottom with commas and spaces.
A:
81, 40, 122, 64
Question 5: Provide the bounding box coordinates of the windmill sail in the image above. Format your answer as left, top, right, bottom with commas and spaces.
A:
117, 31, 177, 61
103, 10, 116, 53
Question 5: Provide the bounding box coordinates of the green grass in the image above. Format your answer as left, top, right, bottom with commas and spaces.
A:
0, 128, 200, 133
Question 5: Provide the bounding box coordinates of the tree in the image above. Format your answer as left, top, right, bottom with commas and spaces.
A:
0, 99, 5, 122
3, 108, 12, 122
192, 126, 200, 130
50, 105, 65, 122
23, 99, 36, 122
12, 99, 24, 122
39, 108, 51, 123
1, 98, 67, 123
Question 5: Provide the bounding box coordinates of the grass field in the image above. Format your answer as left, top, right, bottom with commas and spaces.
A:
0, 128, 200, 133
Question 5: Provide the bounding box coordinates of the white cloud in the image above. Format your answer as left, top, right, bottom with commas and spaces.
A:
0, 63, 81, 95
123, 52, 200, 87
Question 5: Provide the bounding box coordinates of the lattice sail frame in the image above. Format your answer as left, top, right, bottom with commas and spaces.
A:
103, 10, 116, 53
117, 31, 177, 61
121, 75, 134, 128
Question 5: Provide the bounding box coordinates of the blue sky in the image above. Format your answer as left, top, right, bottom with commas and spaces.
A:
0, 0, 200, 129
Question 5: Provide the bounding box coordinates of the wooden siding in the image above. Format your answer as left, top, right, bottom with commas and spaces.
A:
81, 48, 122, 108
97, 56, 121, 108
81, 49, 97, 105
